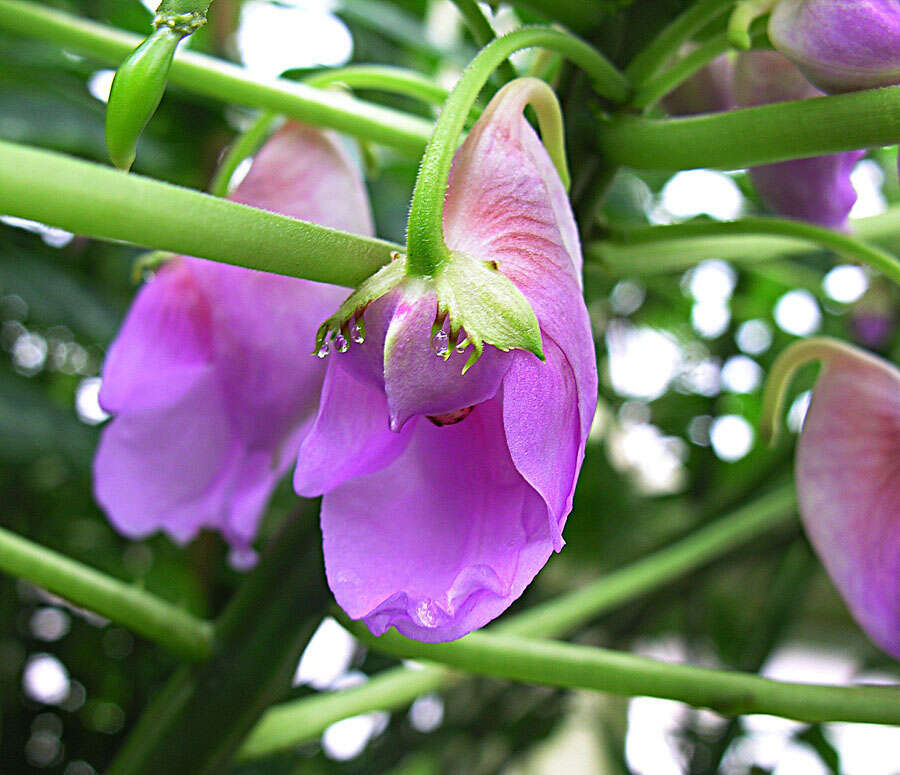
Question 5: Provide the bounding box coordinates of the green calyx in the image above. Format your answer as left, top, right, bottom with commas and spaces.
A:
314, 251, 544, 373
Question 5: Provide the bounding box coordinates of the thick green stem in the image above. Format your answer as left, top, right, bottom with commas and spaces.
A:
727, 0, 774, 49
345, 618, 900, 726
593, 218, 900, 287
0, 139, 399, 286
0, 526, 213, 660
406, 26, 628, 275
625, 0, 736, 86
238, 485, 796, 758
108, 513, 329, 774
449, 0, 518, 84
599, 86, 900, 170
0, 0, 432, 154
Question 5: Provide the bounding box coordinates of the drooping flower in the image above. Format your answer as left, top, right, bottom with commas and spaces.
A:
769, 0, 900, 94
662, 50, 735, 116
94, 123, 373, 558
733, 51, 866, 229
769, 338, 900, 660
294, 79, 598, 643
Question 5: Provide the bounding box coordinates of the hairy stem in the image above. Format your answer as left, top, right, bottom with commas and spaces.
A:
599, 86, 900, 170
0, 139, 399, 287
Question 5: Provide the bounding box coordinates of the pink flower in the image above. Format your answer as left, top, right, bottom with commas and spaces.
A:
93, 123, 373, 557
294, 79, 598, 642
734, 51, 865, 229
776, 339, 900, 659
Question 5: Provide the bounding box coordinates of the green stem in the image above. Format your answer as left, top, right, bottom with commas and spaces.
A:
345, 618, 900, 726
406, 26, 629, 275
727, 0, 774, 49
631, 33, 730, 110
209, 65, 474, 198
0, 526, 213, 660
0, 139, 399, 287
239, 664, 452, 760
599, 86, 900, 170
593, 218, 900, 287
0, 0, 432, 154
449, 0, 518, 84
108, 512, 329, 774
757, 337, 870, 445
624, 0, 736, 86
238, 485, 796, 758
589, 206, 900, 273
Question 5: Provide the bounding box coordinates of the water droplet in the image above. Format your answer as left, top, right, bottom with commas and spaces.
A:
431, 329, 449, 358
334, 332, 349, 353
350, 322, 365, 344
316, 341, 330, 359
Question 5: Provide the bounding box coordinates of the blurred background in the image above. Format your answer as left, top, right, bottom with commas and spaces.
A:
2, 1, 900, 773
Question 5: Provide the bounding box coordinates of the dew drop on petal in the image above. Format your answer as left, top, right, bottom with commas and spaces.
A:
334, 332, 349, 353
350, 322, 365, 344
317, 342, 330, 359
431, 329, 449, 358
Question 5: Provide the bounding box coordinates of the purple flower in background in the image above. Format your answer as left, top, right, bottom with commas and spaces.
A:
94, 123, 373, 557
733, 51, 866, 229
294, 80, 598, 643
793, 340, 900, 659
663, 50, 734, 116
770, 0, 900, 94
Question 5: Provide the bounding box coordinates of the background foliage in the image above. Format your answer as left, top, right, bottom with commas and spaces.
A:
1, 1, 899, 773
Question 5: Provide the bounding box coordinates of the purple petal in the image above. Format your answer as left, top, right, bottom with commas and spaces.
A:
320, 395, 555, 642
663, 51, 735, 116
797, 347, 900, 659
734, 51, 866, 230
382, 287, 512, 430
502, 339, 582, 551
293, 358, 415, 496
749, 151, 866, 230
95, 122, 372, 549
770, 0, 900, 94
442, 78, 597, 442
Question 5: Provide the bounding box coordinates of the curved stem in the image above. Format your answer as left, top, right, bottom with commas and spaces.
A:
596, 218, 900, 287
599, 86, 900, 170
209, 111, 281, 197
406, 26, 628, 275
209, 65, 480, 197
0, 0, 433, 154
449, 0, 518, 84
727, 0, 774, 49
625, 0, 736, 86
0, 139, 399, 287
758, 337, 867, 445
345, 618, 900, 726
238, 485, 796, 758
0, 526, 213, 660
632, 33, 730, 110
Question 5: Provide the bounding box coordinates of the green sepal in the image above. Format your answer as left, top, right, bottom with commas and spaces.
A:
314, 254, 406, 353
434, 251, 544, 373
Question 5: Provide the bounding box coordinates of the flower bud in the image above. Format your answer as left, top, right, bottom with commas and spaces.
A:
769, 0, 900, 94
734, 51, 866, 229
663, 50, 735, 116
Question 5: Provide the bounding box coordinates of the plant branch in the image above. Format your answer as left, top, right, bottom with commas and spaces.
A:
0, 139, 399, 287
0, 526, 213, 660
0, 0, 433, 153
238, 485, 796, 758
599, 86, 900, 170
591, 218, 900, 287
